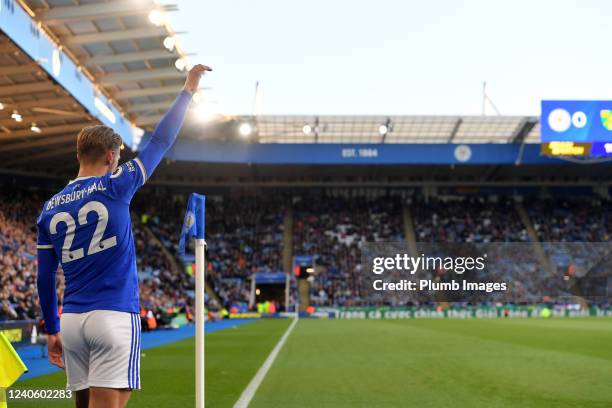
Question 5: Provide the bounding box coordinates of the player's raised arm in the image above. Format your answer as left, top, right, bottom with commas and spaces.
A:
136, 64, 211, 181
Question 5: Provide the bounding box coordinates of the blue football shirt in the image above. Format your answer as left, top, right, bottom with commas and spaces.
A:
36, 90, 191, 330
36, 159, 146, 313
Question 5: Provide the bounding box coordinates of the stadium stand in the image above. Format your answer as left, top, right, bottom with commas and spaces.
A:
1, 186, 611, 326
202, 195, 285, 312
293, 192, 404, 306
411, 196, 529, 243
0, 190, 41, 321
527, 197, 612, 242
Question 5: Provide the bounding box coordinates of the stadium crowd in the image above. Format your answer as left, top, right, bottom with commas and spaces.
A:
293, 193, 404, 306
527, 197, 612, 242
1, 187, 611, 325
0, 189, 51, 322
411, 196, 529, 243
204, 195, 285, 312
133, 192, 286, 313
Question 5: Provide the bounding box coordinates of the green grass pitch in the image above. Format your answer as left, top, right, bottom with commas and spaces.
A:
14, 318, 612, 407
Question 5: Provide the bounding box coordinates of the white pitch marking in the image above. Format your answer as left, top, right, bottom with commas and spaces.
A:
233, 318, 299, 408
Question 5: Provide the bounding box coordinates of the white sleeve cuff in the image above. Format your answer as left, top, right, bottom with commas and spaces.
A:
133, 158, 147, 186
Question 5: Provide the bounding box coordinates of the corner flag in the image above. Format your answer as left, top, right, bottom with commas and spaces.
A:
0, 332, 28, 408
179, 193, 206, 256
179, 193, 206, 408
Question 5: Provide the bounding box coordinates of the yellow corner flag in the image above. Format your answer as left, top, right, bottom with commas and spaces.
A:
0, 332, 28, 408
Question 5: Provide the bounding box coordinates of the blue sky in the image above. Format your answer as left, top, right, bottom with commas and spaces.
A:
165, 0, 612, 116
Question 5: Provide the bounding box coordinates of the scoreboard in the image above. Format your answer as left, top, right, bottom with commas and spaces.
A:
541, 100, 612, 157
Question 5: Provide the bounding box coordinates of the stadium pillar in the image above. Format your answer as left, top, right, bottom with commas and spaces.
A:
285, 273, 290, 313
402, 205, 419, 259
249, 273, 256, 309
195, 239, 206, 408
283, 208, 294, 312
515, 203, 557, 278
298, 280, 310, 312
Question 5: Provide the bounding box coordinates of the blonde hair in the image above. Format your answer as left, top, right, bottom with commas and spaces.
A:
76, 125, 122, 164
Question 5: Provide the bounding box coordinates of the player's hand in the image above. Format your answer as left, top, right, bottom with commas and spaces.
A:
183, 64, 212, 94
47, 333, 65, 369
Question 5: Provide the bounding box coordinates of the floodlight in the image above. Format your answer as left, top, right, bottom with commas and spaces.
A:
239, 123, 253, 137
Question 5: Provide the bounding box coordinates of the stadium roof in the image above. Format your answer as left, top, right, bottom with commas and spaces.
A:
0, 0, 194, 171
20, 0, 191, 130
0, 33, 98, 168
182, 114, 541, 144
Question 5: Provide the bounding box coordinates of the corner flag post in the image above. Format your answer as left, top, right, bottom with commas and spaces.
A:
179, 193, 206, 408
195, 236, 206, 408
